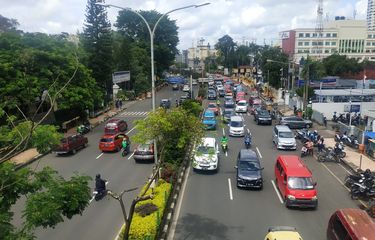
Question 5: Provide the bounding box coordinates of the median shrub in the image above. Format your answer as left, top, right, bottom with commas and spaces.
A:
124, 179, 172, 240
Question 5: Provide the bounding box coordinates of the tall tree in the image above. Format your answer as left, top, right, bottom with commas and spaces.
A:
115, 10, 179, 77
0, 14, 19, 32
322, 54, 362, 76
82, 0, 113, 106
300, 56, 325, 81
259, 46, 289, 88
215, 35, 236, 68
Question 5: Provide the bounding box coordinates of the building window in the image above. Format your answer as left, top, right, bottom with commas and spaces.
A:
367, 42, 371, 46
332, 42, 337, 46
298, 49, 303, 53
304, 50, 309, 53
298, 42, 303, 46
326, 33, 331, 37
312, 33, 317, 37
368, 34, 372, 38
312, 42, 317, 46
304, 42, 310, 46
299, 33, 304, 37
366, 49, 371, 53
372, 49, 375, 53
332, 33, 337, 37
372, 42, 375, 46
325, 41, 330, 46
318, 41, 323, 46
305, 33, 310, 37
325, 50, 330, 53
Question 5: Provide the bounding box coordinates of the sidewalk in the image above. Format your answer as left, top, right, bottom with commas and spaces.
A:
10, 100, 136, 168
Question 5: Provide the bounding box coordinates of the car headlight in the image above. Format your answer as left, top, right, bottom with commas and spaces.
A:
311, 196, 318, 200
287, 195, 296, 200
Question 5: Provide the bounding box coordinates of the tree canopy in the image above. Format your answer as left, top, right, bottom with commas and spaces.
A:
322, 54, 363, 76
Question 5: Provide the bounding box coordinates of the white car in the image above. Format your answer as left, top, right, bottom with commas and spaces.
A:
216, 85, 224, 91
182, 84, 190, 92
192, 137, 219, 171
229, 115, 245, 136
235, 100, 248, 113
192, 79, 198, 85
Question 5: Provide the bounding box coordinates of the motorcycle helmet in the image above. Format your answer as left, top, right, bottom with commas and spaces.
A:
96, 174, 101, 179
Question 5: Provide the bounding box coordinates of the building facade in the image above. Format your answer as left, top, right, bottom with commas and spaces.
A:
368, 0, 375, 30
187, 39, 217, 70
281, 19, 375, 63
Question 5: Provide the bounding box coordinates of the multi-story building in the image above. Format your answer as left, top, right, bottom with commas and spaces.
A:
280, 18, 375, 63
175, 50, 188, 65
368, 0, 375, 30
187, 39, 217, 70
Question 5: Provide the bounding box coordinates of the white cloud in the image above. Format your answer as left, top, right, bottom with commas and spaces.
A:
0, 0, 369, 50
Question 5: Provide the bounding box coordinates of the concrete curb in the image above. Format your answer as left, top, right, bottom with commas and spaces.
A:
15, 152, 48, 170
158, 143, 194, 240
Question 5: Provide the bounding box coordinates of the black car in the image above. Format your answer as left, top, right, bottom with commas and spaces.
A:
172, 84, 179, 90
160, 99, 171, 109
218, 89, 226, 97
223, 108, 235, 123
236, 149, 263, 189
207, 90, 217, 100
254, 110, 272, 125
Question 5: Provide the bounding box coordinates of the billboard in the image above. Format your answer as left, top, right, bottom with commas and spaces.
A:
280, 31, 290, 39
112, 71, 130, 84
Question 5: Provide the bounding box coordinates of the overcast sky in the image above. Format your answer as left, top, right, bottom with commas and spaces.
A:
0, 0, 368, 50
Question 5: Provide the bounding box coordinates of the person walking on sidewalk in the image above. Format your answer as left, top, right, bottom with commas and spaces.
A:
293, 105, 297, 115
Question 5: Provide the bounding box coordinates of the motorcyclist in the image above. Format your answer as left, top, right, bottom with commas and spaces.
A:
305, 139, 314, 156
122, 137, 130, 155
220, 135, 228, 149
216, 98, 221, 107
77, 125, 83, 134
244, 132, 251, 147
95, 174, 106, 194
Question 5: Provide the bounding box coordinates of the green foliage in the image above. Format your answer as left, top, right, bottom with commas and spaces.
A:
295, 86, 315, 99
300, 56, 325, 80
304, 107, 313, 120
82, 0, 113, 105
0, 14, 19, 32
322, 54, 363, 76
32, 124, 62, 153
259, 46, 289, 88
215, 35, 236, 68
0, 162, 91, 239
198, 87, 207, 98
126, 180, 171, 240
180, 100, 203, 117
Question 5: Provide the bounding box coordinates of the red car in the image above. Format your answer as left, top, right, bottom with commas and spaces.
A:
236, 92, 246, 102
207, 102, 219, 115
249, 99, 262, 114
99, 133, 129, 152
54, 134, 88, 155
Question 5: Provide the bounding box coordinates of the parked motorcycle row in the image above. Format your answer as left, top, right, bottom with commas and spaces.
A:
344, 169, 375, 202
334, 132, 360, 149
332, 112, 366, 127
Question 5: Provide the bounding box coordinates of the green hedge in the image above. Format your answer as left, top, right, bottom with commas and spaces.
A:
120, 179, 172, 240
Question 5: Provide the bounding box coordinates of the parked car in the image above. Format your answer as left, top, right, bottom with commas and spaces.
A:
133, 142, 154, 162
235, 149, 263, 189
223, 108, 235, 123
192, 137, 219, 172
160, 99, 171, 109
207, 90, 217, 100
172, 84, 179, 90
54, 134, 88, 155
275, 155, 318, 209
255, 109, 272, 125
207, 102, 219, 115
235, 100, 248, 113
229, 115, 245, 137
182, 84, 190, 92
104, 119, 128, 135
264, 226, 303, 240
99, 133, 128, 152
279, 116, 312, 129
202, 110, 217, 130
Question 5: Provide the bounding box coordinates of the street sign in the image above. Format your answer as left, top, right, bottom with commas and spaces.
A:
112, 71, 130, 84
344, 104, 360, 113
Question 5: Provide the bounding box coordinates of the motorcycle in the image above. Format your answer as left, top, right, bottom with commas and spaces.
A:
317, 148, 342, 163
350, 181, 375, 200
301, 146, 308, 157
77, 123, 92, 135
296, 128, 310, 143
332, 112, 338, 122
344, 135, 359, 149
333, 142, 346, 158
221, 142, 228, 153
94, 179, 108, 201
244, 135, 252, 149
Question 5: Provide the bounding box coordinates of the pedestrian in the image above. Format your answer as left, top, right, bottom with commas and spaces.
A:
293, 105, 297, 115
115, 100, 119, 109
323, 116, 327, 128
119, 99, 123, 109
346, 112, 350, 123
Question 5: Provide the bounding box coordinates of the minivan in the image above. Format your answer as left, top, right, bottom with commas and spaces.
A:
327, 208, 375, 240
273, 125, 297, 150
202, 109, 217, 130
104, 119, 128, 135
275, 155, 318, 209
229, 115, 245, 136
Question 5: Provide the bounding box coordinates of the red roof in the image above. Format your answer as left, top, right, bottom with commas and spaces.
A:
336, 208, 375, 238
278, 155, 312, 177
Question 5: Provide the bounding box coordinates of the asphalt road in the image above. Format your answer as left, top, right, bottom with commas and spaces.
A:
171, 89, 361, 240
13, 85, 195, 240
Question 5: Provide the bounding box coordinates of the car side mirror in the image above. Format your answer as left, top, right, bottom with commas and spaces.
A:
234, 166, 238, 169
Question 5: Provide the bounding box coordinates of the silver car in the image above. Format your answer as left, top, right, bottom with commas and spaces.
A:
279, 116, 312, 129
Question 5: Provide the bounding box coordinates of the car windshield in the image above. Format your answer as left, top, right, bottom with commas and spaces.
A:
259, 111, 270, 116
288, 177, 314, 190
100, 138, 113, 142
204, 117, 215, 121
252, 104, 261, 108
237, 102, 246, 106
224, 109, 233, 115
230, 121, 243, 127
197, 146, 215, 155
279, 131, 294, 138
208, 103, 216, 108
238, 161, 260, 171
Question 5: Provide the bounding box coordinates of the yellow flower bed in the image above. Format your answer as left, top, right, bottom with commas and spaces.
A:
126, 179, 172, 240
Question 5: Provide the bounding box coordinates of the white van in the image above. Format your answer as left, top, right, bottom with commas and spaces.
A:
229, 116, 245, 136
272, 125, 296, 150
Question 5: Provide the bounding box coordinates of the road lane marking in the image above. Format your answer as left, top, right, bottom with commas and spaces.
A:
126, 126, 136, 135
90, 181, 109, 203
256, 147, 262, 158
96, 153, 103, 159
228, 178, 233, 200
338, 163, 352, 174
222, 128, 225, 136
168, 160, 191, 240
225, 150, 228, 157
127, 152, 134, 160
271, 180, 284, 204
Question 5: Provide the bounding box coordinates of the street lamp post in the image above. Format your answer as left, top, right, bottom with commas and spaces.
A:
96, 1, 210, 167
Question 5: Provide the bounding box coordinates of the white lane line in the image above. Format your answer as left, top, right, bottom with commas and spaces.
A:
228, 178, 233, 200
89, 195, 95, 203
256, 147, 262, 158
320, 162, 346, 186
247, 128, 250, 134
126, 126, 136, 135
127, 152, 134, 160
271, 180, 284, 204
222, 128, 225, 136
96, 153, 103, 159
225, 150, 228, 157
338, 163, 352, 174
168, 160, 191, 240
